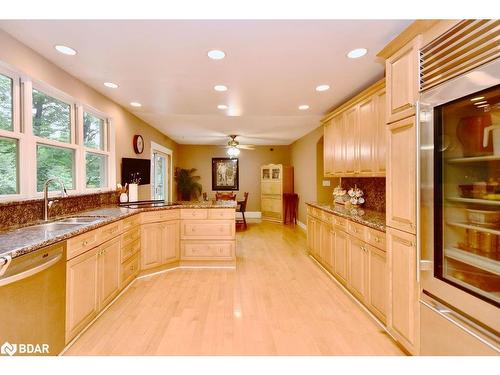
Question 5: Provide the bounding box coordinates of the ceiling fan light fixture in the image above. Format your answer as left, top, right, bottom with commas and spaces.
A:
227, 146, 240, 158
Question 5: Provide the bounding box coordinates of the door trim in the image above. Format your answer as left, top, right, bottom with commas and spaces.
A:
150, 141, 173, 201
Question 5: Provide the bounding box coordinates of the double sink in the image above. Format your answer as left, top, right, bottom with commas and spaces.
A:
33, 216, 106, 233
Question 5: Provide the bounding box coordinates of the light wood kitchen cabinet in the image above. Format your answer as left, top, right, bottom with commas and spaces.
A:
66, 247, 99, 343
163, 220, 180, 263
348, 237, 369, 302
387, 227, 419, 355
322, 80, 385, 177
333, 228, 349, 285
386, 116, 416, 234
98, 237, 121, 309
321, 223, 334, 271
261, 164, 294, 223
385, 36, 421, 124
367, 244, 387, 322
141, 220, 180, 270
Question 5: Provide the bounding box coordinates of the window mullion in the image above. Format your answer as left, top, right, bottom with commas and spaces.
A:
21, 78, 36, 198
75, 104, 84, 194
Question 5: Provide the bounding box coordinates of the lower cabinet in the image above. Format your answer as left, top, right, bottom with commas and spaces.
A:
367, 244, 387, 323
348, 237, 369, 302
387, 226, 419, 354
140, 220, 179, 270
333, 228, 349, 285
66, 236, 121, 343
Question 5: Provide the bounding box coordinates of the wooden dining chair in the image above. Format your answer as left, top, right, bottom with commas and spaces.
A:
236, 192, 249, 229
215, 192, 236, 201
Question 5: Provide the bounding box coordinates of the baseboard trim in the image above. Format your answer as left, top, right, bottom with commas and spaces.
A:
297, 220, 307, 231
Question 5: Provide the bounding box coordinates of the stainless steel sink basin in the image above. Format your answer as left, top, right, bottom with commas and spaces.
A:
33, 222, 84, 232
56, 216, 103, 224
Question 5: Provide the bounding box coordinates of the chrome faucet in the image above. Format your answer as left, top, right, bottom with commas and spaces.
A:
44, 177, 68, 221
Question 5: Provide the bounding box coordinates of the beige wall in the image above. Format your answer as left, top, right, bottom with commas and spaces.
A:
290, 126, 336, 224
0, 29, 177, 196
176, 145, 290, 212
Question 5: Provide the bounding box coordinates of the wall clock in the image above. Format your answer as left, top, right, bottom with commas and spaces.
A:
133, 134, 144, 154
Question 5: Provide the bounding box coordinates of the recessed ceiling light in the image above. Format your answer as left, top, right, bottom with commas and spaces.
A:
471, 96, 485, 101
347, 48, 368, 59
214, 85, 228, 92
476, 104, 490, 108
54, 45, 77, 56
130, 102, 142, 107
315, 84, 330, 92
473, 100, 487, 105
217, 104, 228, 110
208, 50, 226, 60
298, 105, 310, 110
103, 82, 119, 89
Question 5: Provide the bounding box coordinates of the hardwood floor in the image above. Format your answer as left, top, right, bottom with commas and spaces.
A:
65, 221, 404, 355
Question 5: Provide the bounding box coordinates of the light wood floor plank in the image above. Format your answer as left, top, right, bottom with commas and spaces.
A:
65, 221, 404, 356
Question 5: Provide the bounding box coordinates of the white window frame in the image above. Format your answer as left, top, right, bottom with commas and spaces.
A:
150, 141, 173, 202
0, 60, 116, 201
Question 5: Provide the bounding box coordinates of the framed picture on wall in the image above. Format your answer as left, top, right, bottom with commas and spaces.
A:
212, 158, 239, 191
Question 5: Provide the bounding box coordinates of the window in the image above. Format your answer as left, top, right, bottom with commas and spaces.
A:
86, 153, 107, 188
36, 144, 75, 192
84, 112, 104, 150
83, 110, 109, 189
32, 88, 71, 143
0, 74, 13, 131
0, 137, 17, 194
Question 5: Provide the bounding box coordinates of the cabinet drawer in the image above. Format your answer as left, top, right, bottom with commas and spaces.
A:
141, 209, 180, 223
121, 238, 140, 263
332, 215, 347, 230
347, 221, 366, 240
181, 241, 234, 259
181, 209, 208, 220
366, 227, 386, 251
67, 229, 99, 260
208, 209, 235, 220
122, 214, 140, 231
121, 227, 140, 247
320, 210, 332, 224
180, 220, 235, 240
121, 253, 139, 287
99, 221, 123, 242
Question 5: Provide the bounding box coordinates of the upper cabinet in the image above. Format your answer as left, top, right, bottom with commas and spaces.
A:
385, 36, 421, 123
323, 80, 386, 178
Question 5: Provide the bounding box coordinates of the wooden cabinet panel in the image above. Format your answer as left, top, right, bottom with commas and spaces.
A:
387, 116, 416, 234
121, 238, 140, 263
307, 215, 316, 254
387, 227, 419, 354
347, 221, 366, 241
181, 220, 235, 240
261, 196, 282, 220
343, 106, 359, 174
66, 247, 99, 342
358, 97, 376, 174
141, 209, 179, 224
375, 89, 387, 173
333, 229, 349, 285
67, 229, 99, 260
365, 227, 386, 251
348, 237, 369, 302
386, 37, 421, 123
207, 209, 236, 220
331, 114, 345, 175
140, 222, 165, 270
367, 244, 387, 322
121, 227, 140, 247
121, 253, 139, 288
98, 237, 121, 309
181, 241, 234, 259
163, 220, 180, 263
122, 214, 140, 232
323, 120, 335, 176
181, 209, 208, 220
261, 181, 282, 195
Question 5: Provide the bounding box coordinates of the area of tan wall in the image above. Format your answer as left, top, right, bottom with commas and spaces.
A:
290, 126, 337, 224
0, 29, 178, 195
176, 145, 290, 212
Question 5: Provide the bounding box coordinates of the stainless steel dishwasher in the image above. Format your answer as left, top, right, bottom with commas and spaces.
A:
0, 243, 66, 356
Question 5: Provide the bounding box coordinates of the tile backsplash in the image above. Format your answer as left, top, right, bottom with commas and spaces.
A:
340, 177, 385, 212
0, 191, 120, 232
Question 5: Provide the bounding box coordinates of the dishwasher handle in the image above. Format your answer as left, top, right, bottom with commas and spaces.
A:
0, 253, 62, 287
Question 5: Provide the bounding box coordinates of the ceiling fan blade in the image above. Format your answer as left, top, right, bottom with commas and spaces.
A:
238, 145, 256, 150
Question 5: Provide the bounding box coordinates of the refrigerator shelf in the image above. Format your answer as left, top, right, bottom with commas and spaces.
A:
447, 221, 500, 236
447, 197, 500, 206
445, 274, 500, 305
445, 247, 500, 276
446, 155, 500, 164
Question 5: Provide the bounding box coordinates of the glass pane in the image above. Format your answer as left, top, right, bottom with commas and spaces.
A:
437, 84, 500, 306
86, 152, 107, 188
262, 168, 270, 179
36, 144, 74, 192
0, 74, 13, 131
84, 112, 105, 150
0, 137, 17, 194
153, 152, 166, 200
32, 88, 71, 143
272, 168, 281, 179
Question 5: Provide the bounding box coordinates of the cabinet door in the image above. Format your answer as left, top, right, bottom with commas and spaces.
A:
331, 113, 345, 175
333, 229, 349, 284
387, 227, 419, 355
307, 215, 314, 253
367, 244, 387, 322
375, 89, 387, 174
387, 116, 416, 234
386, 36, 421, 123
321, 224, 334, 271
98, 237, 121, 308
66, 247, 99, 342
163, 220, 180, 263
348, 237, 369, 302
358, 97, 376, 174
323, 120, 334, 176
140, 222, 165, 270
343, 106, 359, 174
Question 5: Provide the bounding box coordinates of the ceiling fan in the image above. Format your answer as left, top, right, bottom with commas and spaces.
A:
221, 135, 255, 157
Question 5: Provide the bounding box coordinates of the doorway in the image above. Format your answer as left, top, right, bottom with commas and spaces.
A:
151, 142, 173, 201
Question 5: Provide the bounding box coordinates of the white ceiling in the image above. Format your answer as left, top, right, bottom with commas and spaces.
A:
0, 20, 412, 145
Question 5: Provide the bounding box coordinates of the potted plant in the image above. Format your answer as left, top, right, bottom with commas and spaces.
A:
175, 168, 202, 201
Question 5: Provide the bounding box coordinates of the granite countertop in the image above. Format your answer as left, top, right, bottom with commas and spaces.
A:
0, 201, 236, 260
306, 202, 386, 232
